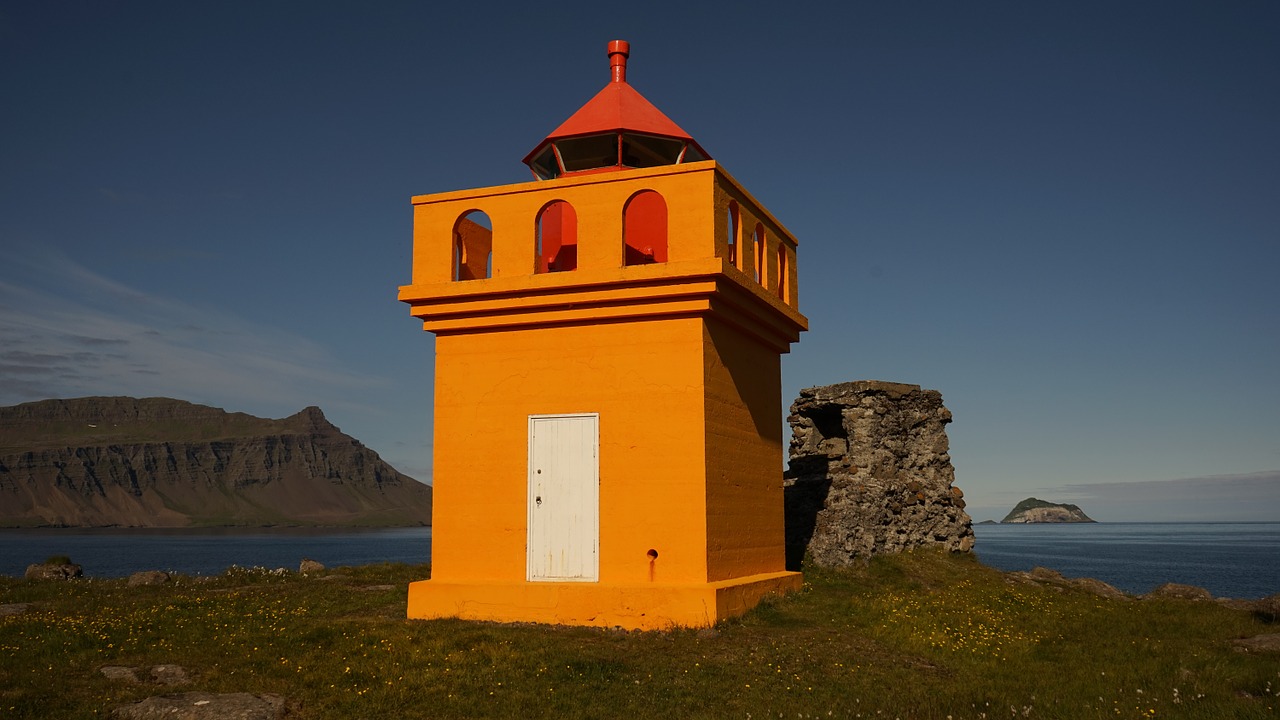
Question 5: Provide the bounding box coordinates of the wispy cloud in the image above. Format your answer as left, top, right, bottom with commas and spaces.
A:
0, 247, 384, 420
1036, 472, 1280, 522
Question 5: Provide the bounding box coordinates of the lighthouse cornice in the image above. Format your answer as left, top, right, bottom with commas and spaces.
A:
399, 258, 806, 351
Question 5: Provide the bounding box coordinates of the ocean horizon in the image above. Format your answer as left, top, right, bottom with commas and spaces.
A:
2, 522, 1276, 600
972, 521, 1280, 599
0, 526, 433, 580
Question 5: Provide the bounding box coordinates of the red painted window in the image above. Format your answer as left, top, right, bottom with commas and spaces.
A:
536, 201, 578, 273
623, 190, 667, 266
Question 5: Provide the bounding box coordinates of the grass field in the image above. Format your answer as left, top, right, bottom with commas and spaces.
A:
1, 551, 1276, 719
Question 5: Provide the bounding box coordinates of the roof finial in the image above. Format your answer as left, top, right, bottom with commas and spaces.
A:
608, 40, 630, 83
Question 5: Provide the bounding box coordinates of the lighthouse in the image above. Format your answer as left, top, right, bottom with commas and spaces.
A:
399, 41, 808, 629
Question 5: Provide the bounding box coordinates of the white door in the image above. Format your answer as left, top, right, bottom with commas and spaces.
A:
527, 414, 599, 582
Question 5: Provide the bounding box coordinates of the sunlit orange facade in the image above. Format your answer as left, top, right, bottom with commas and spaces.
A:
399, 42, 807, 629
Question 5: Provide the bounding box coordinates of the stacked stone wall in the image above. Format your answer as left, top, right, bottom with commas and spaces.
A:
784, 380, 973, 568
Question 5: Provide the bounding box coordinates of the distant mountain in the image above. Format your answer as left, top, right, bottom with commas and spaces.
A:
1001, 497, 1096, 524
0, 397, 432, 528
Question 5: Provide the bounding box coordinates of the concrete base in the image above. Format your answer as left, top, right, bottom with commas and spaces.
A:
406, 571, 802, 630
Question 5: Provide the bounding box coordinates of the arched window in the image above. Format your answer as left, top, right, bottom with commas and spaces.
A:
623, 190, 667, 266
753, 223, 765, 284
776, 243, 788, 301
536, 201, 578, 273
452, 210, 493, 281
727, 200, 739, 268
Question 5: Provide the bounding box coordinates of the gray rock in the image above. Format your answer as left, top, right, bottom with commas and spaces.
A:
101, 665, 189, 686
1070, 577, 1129, 600
112, 692, 295, 719
1146, 583, 1214, 601
1250, 593, 1280, 622
24, 562, 82, 580
1233, 634, 1280, 653
1221, 593, 1280, 622
0, 603, 31, 617
127, 570, 171, 587
100, 666, 140, 683
1007, 568, 1129, 600
784, 380, 974, 567
149, 664, 190, 685
1027, 567, 1064, 582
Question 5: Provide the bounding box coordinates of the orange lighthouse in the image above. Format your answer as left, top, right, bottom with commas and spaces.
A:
399, 41, 807, 629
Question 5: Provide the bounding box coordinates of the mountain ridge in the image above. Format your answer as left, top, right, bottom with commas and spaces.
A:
0, 397, 431, 528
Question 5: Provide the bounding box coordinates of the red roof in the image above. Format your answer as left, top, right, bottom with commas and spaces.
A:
522, 41, 709, 169
542, 79, 695, 142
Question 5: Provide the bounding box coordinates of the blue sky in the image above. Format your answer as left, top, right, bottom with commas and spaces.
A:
2, 2, 1277, 522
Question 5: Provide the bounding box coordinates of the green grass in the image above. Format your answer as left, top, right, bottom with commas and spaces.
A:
1, 552, 1276, 719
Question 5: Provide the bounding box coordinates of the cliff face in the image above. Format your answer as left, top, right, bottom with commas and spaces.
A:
785, 381, 974, 568
0, 397, 432, 528
1001, 497, 1095, 523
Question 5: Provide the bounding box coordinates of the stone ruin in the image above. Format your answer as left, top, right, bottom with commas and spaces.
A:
784, 380, 974, 568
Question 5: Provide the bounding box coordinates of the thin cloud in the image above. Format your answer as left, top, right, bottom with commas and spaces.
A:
0, 247, 385, 418
67, 334, 130, 347
1037, 472, 1280, 522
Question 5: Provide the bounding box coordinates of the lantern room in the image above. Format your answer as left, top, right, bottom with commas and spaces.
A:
399, 41, 808, 630
523, 41, 710, 181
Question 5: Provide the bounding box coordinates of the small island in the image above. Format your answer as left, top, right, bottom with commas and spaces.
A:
1001, 497, 1096, 523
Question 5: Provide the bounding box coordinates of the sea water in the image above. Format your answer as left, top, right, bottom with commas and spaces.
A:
2, 523, 1277, 600
973, 522, 1280, 599
0, 527, 432, 579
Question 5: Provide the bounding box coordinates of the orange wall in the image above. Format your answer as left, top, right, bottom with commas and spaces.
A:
430, 317, 711, 585
702, 317, 788, 582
